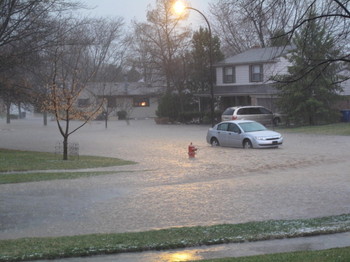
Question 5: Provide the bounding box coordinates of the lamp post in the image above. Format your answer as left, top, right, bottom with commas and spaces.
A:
174, 1, 215, 126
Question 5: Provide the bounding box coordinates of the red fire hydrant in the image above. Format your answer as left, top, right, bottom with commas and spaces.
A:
188, 142, 197, 158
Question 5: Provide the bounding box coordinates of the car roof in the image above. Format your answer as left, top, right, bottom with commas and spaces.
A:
225, 106, 263, 110
219, 120, 256, 124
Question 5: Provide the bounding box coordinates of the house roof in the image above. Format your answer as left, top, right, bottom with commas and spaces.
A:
216, 46, 293, 66
87, 82, 163, 96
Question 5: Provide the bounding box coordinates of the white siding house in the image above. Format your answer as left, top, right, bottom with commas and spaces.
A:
215, 45, 350, 111
214, 46, 293, 111
338, 70, 350, 109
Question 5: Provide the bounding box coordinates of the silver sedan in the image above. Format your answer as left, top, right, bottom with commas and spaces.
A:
206, 120, 283, 148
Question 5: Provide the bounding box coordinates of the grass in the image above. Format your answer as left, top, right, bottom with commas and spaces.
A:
0, 148, 137, 183
196, 247, 350, 262
0, 214, 349, 261
276, 122, 350, 136
0, 148, 136, 172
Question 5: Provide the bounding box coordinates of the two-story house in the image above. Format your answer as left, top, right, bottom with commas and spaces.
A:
214, 46, 293, 111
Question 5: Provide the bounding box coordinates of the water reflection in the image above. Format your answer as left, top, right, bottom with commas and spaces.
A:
158, 251, 202, 261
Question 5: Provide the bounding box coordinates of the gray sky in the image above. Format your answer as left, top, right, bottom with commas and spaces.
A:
80, 0, 212, 24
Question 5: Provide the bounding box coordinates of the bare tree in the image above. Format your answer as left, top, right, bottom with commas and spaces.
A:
263, 0, 350, 88
0, 0, 81, 72
40, 17, 125, 160
285, 0, 350, 62
0, 0, 83, 124
0, 46, 38, 123
209, 0, 304, 56
0, 71, 29, 123
131, 0, 191, 92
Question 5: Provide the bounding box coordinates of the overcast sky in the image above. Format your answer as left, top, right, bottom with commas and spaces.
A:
80, 0, 212, 25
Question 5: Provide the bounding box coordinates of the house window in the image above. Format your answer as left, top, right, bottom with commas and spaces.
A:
78, 98, 89, 107
250, 64, 263, 82
223, 66, 235, 83
133, 97, 149, 107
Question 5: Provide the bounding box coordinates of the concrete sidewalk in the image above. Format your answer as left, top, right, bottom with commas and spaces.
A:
32, 232, 350, 261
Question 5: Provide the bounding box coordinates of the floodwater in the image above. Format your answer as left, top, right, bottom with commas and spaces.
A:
0, 118, 350, 239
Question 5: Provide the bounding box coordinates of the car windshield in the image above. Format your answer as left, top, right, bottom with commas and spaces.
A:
238, 122, 267, 132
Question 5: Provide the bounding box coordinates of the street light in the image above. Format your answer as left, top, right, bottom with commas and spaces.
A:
174, 1, 215, 126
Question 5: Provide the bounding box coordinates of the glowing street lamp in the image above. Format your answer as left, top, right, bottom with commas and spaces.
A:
173, 1, 185, 14
174, 1, 215, 127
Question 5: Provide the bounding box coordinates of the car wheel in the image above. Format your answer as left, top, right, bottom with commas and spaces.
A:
211, 138, 220, 146
243, 139, 253, 149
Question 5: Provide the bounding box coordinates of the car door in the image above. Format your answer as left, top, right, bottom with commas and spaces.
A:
216, 123, 230, 146
226, 123, 242, 147
247, 107, 262, 123
259, 107, 273, 125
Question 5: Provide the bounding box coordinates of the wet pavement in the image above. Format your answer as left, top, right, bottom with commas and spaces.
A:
32, 232, 350, 262
1, 118, 350, 260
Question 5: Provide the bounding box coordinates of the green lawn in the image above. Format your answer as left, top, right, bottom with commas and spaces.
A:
277, 122, 350, 135
0, 149, 136, 183
0, 214, 349, 262
0, 149, 136, 172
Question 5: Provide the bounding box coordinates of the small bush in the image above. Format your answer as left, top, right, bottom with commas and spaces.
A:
117, 111, 127, 120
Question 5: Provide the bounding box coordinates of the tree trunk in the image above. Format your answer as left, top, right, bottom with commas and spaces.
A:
18, 102, 22, 119
105, 110, 108, 129
6, 101, 11, 124
43, 111, 48, 126
63, 136, 68, 160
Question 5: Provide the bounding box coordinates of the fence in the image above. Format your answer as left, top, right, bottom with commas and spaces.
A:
55, 141, 79, 159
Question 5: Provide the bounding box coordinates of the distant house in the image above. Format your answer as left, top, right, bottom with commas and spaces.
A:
81, 82, 163, 119
337, 69, 350, 109
215, 46, 350, 111
214, 46, 293, 111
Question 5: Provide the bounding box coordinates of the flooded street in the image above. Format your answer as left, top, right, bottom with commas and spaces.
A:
1, 118, 350, 239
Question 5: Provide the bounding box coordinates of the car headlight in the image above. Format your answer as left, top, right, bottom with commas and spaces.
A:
255, 136, 282, 140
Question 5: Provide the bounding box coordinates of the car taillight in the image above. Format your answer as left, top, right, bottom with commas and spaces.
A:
232, 116, 237, 120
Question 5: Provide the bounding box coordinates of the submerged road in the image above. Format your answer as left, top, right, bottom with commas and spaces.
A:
0, 118, 350, 239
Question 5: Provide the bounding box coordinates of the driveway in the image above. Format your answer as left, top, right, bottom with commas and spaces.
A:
0, 118, 350, 239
